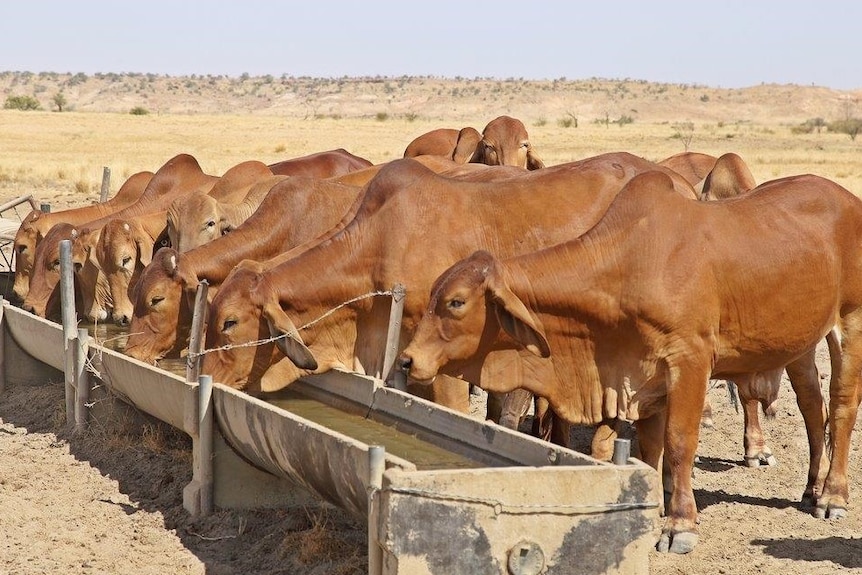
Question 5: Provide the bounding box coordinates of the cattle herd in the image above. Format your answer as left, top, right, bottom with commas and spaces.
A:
10, 114, 862, 555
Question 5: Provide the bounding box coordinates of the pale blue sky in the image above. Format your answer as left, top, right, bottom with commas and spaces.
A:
2, 1, 859, 89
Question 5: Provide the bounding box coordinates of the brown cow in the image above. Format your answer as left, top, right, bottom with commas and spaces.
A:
403, 127, 483, 164
470, 115, 545, 169
398, 171, 861, 553
124, 176, 364, 363
84, 158, 279, 324
658, 151, 717, 193
404, 116, 543, 170
267, 148, 373, 177
199, 154, 695, 407
12, 170, 153, 302
23, 154, 218, 320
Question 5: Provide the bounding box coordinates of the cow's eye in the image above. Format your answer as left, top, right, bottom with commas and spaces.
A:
51, 259, 60, 271
447, 298, 465, 310
122, 256, 132, 267
17, 245, 26, 254
150, 295, 165, 307
206, 220, 216, 228
521, 141, 530, 149
222, 319, 237, 331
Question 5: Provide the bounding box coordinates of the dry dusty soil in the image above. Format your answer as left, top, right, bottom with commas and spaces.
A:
2, 339, 862, 574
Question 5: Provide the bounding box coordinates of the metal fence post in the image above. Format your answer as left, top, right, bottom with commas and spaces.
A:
60, 239, 77, 425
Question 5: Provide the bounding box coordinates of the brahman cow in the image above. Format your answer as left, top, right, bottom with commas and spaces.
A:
12, 170, 153, 302
199, 154, 695, 409
398, 171, 862, 554
267, 148, 373, 177
123, 159, 518, 366
22, 154, 218, 320
124, 176, 365, 363
404, 116, 544, 170
403, 127, 483, 163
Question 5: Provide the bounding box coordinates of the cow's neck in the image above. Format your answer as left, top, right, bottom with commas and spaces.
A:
505, 239, 631, 426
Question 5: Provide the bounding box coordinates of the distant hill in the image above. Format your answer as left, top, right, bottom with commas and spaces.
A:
2, 71, 860, 126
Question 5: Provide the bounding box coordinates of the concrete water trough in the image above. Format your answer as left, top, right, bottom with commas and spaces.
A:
0, 299, 661, 574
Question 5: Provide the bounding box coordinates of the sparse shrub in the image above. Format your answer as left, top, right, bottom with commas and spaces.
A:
700, 94, 710, 102
4, 95, 41, 110
616, 115, 634, 126
829, 118, 862, 141
403, 112, 418, 122
558, 117, 575, 128
534, 118, 547, 127
671, 121, 695, 150
74, 180, 90, 194
375, 112, 389, 122
52, 92, 67, 112
274, 144, 287, 153
129, 106, 149, 115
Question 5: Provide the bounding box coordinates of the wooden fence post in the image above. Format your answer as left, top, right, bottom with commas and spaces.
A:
99, 166, 111, 203
382, 283, 406, 389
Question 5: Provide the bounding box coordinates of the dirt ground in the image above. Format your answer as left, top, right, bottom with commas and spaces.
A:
2, 339, 862, 575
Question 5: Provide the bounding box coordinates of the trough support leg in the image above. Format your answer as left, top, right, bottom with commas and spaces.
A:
59, 239, 77, 426
74, 327, 90, 432
368, 445, 385, 575
0, 298, 5, 395
183, 374, 214, 516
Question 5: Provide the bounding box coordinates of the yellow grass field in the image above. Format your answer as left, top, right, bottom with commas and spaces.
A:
1, 108, 861, 211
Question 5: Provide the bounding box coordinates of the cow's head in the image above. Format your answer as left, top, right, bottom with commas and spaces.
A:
399, 250, 549, 387
21, 222, 80, 319
201, 262, 311, 390
12, 210, 47, 302
70, 227, 112, 323
124, 248, 194, 363
167, 192, 225, 254
470, 116, 545, 170
96, 219, 154, 325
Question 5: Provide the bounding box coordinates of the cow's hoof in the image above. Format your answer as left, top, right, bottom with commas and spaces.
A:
815, 504, 847, 519
656, 531, 698, 554
744, 453, 777, 467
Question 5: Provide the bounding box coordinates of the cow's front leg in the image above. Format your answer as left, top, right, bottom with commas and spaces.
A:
656, 363, 709, 554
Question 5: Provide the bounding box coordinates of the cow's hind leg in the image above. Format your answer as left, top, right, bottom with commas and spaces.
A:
818, 316, 862, 519
783, 349, 828, 508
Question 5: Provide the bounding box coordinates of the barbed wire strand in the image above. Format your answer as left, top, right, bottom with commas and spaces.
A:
187, 289, 393, 361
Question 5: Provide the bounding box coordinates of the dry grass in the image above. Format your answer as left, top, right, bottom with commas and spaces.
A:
2, 73, 862, 208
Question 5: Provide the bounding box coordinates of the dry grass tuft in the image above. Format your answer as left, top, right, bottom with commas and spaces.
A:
278, 506, 364, 572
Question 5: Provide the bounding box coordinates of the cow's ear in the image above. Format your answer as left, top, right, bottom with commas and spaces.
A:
453, 127, 481, 163
263, 302, 318, 371
488, 274, 550, 358
468, 140, 487, 164
526, 150, 545, 170
136, 230, 153, 267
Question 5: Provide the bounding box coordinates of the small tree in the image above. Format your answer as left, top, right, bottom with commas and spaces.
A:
671, 122, 695, 151
129, 106, 149, 115
52, 92, 67, 112
829, 118, 862, 141
4, 95, 41, 110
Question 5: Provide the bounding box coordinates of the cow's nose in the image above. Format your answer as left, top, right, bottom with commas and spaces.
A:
116, 315, 130, 327
397, 355, 413, 373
